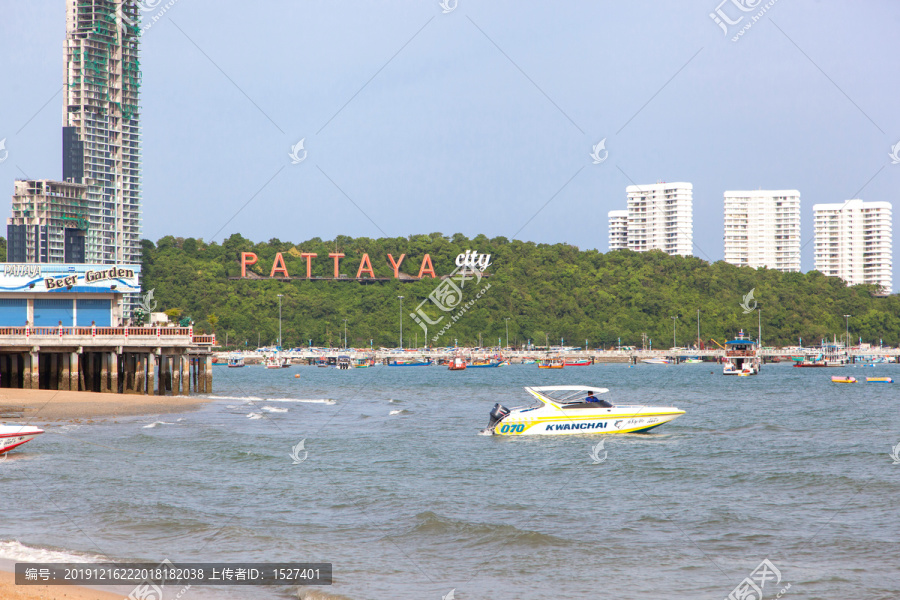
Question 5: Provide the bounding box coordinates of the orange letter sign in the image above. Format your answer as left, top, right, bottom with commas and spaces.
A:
417, 254, 436, 278
300, 252, 317, 278
387, 253, 406, 278
241, 252, 258, 277
356, 253, 375, 278
329, 253, 345, 278
270, 252, 289, 278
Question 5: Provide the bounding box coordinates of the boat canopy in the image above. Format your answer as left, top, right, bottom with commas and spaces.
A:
726, 339, 756, 345
525, 386, 610, 407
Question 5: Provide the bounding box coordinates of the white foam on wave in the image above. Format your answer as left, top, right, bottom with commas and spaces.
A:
262, 398, 336, 405
0, 540, 106, 563
262, 406, 288, 413
389, 409, 409, 416
207, 395, 264, 402
142, 421, 174, 429
246, 413, 263, 420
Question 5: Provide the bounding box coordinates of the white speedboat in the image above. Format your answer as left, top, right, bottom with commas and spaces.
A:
641, 357, 672, 365
484, 386, 685, 436
0, 425, 44, 454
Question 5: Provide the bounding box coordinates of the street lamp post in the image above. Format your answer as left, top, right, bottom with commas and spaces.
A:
398, 296, 404, 349
504, 317, 510, 349
671, 315, 678, 349
277, 294, 283, 349
343, 318, 348, 350
844, 314, 851, 349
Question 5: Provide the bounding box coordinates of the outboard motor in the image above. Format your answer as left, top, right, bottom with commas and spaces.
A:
487, 403, 510, 430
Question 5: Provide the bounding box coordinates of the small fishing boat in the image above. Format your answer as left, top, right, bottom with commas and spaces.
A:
831, 376, 857, 383
522, 359, 536, 365
682, 357, 703, 364
227, 353, 245, 368
564, 358, 591, 367
337, 356, 352, 370
866, 376, 893, 383
448, 356, 467, 371
0, 425, 44, 454
537, 358, 564, 369
483, 386, 685, 436
387, 359, 433, 367
469, 360, 502, 368
263, 354, 282, 369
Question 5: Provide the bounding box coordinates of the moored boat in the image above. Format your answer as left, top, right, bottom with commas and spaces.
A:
227, 353, 245, 368
448, 356, 467, 371
723, 330, 760, 375
387, 359, 433, 367
484, 386, 684, 436
537, 358, 564, 369
641, 357, 672, 365
0, 425, 44, 454
564, 358, 591, 366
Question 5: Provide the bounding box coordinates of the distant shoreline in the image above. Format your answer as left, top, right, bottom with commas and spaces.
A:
0, 388, 209, 424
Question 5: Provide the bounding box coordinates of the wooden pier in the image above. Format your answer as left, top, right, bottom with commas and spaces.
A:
0, 326, 216, 395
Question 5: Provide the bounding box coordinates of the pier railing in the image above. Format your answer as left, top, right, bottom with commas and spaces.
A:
0, 326, 216, 347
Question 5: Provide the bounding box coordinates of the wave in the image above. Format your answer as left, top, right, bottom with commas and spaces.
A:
389, 409, 410, 416
209, 395, 336, 405
405, 511, 567, 548
142, 421, 174, 429
263, 398, 336, 405
0, 540, 107, 563
246, 413, 263, 420
262, 406, 288, 413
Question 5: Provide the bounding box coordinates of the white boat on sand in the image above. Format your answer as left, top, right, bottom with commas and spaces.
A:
484, 386, 685, 436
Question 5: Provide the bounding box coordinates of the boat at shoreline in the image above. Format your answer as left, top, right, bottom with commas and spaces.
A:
387, 359, 433, 367
484, 385, 685, 436
0, 425, 44, 454
469, 359, 503, 368
227, 353, 245, 368
723, 330, 761, 376
794, 342, 850, 367
538, 358, 564, 369
641, 357, 672, 365
448, 356, 467, 370
564, 358, 591, 366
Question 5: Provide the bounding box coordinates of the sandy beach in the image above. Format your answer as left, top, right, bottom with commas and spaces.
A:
0, 570, 126, 600
0, 389, 209, 424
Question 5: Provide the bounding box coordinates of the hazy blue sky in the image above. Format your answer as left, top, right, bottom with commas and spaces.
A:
1, 1, 899, 284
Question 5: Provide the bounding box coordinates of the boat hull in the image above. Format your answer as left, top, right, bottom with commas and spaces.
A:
0, 426, 44, 454
492, 409, 684, 436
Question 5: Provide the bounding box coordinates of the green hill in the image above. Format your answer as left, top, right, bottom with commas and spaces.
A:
140, 233, 899, 349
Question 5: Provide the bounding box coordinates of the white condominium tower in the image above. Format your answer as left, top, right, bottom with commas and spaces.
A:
62, 0, 142, 264
723, 190, 801, 272
608, 210, 628, 251
813, 200, 892, 293
624, 182, 693, 256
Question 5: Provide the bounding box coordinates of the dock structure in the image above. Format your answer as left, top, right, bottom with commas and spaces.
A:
0, 326, 215, 395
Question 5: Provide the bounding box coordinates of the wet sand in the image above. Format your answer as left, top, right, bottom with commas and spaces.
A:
0, 571, 125, 600
0, 389, 208, 423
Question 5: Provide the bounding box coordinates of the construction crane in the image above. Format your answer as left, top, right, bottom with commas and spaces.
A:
710, 339, 726, 350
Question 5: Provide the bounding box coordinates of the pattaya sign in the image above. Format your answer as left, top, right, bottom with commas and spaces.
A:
240, 250, 492, 280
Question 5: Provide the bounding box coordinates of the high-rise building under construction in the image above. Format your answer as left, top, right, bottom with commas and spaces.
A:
7, 0, 142, 266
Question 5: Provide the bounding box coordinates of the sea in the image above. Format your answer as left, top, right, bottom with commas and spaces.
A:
2, 362, 899, 600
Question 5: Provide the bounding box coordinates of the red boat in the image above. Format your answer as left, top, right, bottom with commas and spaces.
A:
448, 356, 467, 370
564, 358, 591, 366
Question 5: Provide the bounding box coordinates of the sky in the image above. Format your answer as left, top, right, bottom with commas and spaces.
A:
1, 0, 899, 285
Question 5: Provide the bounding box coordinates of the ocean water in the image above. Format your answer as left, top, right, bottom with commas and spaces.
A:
2, 363, 900, 600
